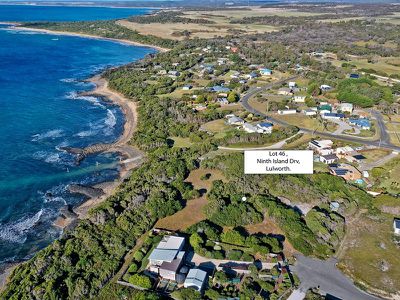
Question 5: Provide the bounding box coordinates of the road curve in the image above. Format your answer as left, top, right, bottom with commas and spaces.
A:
240, 78, 400, 152
292, 255, 383, 300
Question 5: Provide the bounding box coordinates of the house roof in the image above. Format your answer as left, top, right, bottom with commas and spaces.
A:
318, 104, 332, 111
149, 249, 178, 263
323, 113, 345, 118
158, 236, 185, 250
160, 257, 183, 272
322, 154, 338, 160
211, 86, 230, 93
185, 269, 207, 287
349, 118, 371, 128
394, 219, 400, 229
258, 122, 273, 128
228, 116, 243, 123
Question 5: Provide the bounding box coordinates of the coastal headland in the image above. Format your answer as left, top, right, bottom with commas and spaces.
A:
53, 75, 145, 229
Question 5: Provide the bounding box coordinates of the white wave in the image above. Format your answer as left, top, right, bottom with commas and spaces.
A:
31, 129, 64, 142
0, 210, 43, 244
60, 78, 76, 83
44, 196, 67, 205
103, 109, 117, 136
44, 153, 61, 164
75, 130, 97, 138
66, 92, 105, 108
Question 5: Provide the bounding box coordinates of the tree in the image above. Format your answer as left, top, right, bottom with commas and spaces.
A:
128, 274, 152, 289
171, 288, 201, 300
227, 92, 239, 103
221, 229, 246, 246
189, 233, 204, 250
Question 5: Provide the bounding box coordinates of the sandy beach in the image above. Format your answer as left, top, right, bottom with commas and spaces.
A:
7, 24, 169, 53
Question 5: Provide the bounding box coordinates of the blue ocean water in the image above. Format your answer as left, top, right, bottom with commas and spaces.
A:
0, 5, 152, 22
0, 7, 155, 264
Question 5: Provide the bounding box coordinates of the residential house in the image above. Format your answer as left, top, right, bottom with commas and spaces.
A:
349, 73, 360, 79
230, 71, 241, 79
330, 202, 340, 212
320, 84, 332, 91
168, 70, 180, 78
293, 95, 306, 103
246, 72, 258, 80
329, 164, 362, 181
393, 219, 400, 235
243, 123, 259, 133
339, 103, 353, 113
318, 104, 332, 115
148, 236, 186, 281
259, 68, 272, 76
183, 269, 208, 292
256, 122, 273, 134
157, 69, 167, 75
278, 88, 292, 95
322, 113, 345, 120
227, 116, 244, 126
216, 98, 229, 105
182, 85, 193, 91
309, 139, 333, 155
210, 86, 231, 93
320, 154, 339, 164
288, 82, 296, 89
303, 109, 317, 116
277, 109, 297, 115
336, 146, 354, 158
349, 118, 371, 130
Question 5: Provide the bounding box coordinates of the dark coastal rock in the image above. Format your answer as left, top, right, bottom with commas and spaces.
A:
68, 184, 105, 199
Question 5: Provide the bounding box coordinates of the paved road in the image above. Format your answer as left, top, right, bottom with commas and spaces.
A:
240, 79, 400, 152
292, 255, 382, 300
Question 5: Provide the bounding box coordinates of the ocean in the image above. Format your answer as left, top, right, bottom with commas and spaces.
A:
0, 6, 155, 265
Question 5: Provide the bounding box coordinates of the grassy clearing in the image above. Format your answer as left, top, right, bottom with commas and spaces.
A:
275, 114, 337, 133
331, 56, 400, 76
339, 209, 400, 295
155, 197, 208, 231
371, 156, 400, 194
170, 136, 193, 148
284, 133, 312, 150
361, 149, 392, 163
155, 168, 227, 231
202, 119, 231, 133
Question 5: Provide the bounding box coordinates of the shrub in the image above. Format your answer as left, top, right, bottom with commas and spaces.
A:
128, 263, 138, 274
128, 274, 152, 289
133, 251, 145, 262
227, 249, 243, 261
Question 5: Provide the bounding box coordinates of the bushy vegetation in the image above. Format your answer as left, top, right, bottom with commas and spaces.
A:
337, 78, 393, 107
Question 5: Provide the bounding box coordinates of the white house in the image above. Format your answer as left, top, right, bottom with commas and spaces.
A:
322, 113, 345, 120
309, 140, 333, 155
184, 269, 208, 292
320, 84, 332, 91
243, 123, 259, 133
288, 82, 296, 89
339, 103, 354, 113
182, 85, 193, 91
278, 88, 292, 95
227, 116, 244, 126
320, 154, 339, 164
293, 95, 306, 103
278, 109, 297, 115
303, 109, 317, 116
148, 236, 186, 281
336, 146, 354, 158
394, 219, 400, 235
256, 122, 273, 134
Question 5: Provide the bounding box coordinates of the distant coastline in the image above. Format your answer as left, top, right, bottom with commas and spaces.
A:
4, 23, 169, 52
